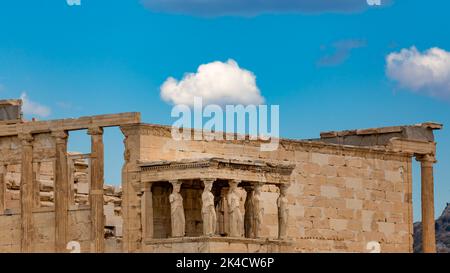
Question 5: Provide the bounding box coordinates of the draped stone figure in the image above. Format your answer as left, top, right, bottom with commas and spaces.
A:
217, 193, 226, 235
252, 184, 264, 238
202, 180, 217, 236
227, 181, 243, 237
244, 189, 254, 238
169, 181, 185, 237
277, 184, 289, 239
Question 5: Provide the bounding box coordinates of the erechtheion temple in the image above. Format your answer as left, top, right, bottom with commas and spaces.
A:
0, 99, 442, 253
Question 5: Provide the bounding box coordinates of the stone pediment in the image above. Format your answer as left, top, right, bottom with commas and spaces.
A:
138, 158, 295, 185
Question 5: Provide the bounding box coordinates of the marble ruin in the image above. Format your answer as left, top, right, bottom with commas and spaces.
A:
0, 99, 443, 253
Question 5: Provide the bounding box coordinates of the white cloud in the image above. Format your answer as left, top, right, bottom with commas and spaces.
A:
20, 92, 51, 118
160, 59, 264, 106
386, 46, 450, 100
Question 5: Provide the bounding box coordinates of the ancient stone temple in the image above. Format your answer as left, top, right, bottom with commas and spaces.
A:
0, 99, 443, 253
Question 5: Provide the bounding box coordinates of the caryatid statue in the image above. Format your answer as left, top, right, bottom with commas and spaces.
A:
169, 180, 185, 237
227, 180, 243, 237
202, 180, 217, 236
252, 184, 264, 238
277, 184, 289, 239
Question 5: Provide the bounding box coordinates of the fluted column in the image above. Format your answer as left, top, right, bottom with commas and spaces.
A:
52, 130, 69, 252
67, 156, 75, 206
33, 162, 41, 209
417, 154, 437, 253
142, 183, 153, 239
88, 127, 105, 253
19, 133, 34, 253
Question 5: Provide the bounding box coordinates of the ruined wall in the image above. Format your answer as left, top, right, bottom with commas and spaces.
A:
0, 214, 21, 252
0, 133, 56, 252
124, 124, 413, 253
0, 133, 123, 252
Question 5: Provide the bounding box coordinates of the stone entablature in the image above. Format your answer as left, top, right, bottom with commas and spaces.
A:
139, 158, 295, 185
319, 122, 442, 146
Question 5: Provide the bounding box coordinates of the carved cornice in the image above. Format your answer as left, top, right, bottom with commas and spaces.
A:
141, 161, 212, 172
139, 158, 295, 184
387, 138, 436, 157
298, 236, 344, 241
139, 158, 295, 176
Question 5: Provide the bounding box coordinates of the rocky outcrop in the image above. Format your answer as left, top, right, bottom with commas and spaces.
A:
414, 203, 450, 253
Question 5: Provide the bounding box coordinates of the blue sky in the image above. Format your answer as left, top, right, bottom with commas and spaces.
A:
0, 0, 449, 221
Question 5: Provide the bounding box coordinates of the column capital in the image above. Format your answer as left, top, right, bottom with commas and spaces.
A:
229, 179, 241, 186
278, 183, 290, 194
51, 130, 68, 139
18, 133, 33, 145
87, 127, 104, 136
201, 178, 216, 183
143, 182, 152, 192
254, 182, 264, 188
168, 179, 180, 185
51, 130, 69, 144
243, 182, 263, 192
416, 154, 437, 164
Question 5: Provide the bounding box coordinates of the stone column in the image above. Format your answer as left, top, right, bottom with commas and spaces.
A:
169, 180, 185, 237
142, 183, 153, 239
120, 127, 143, 252
52, 130, 69, 252
87, 127, 105, 253
19, 133, 34, 253
201, 179, 216, 236
33, 162, 41, 209
67, 156, 75, 206
0, 164, 6, 212
277, 184, 289, 240
417, 154, 437, 253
